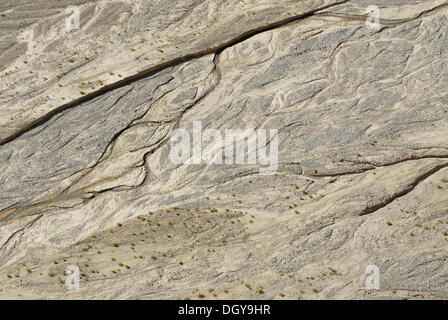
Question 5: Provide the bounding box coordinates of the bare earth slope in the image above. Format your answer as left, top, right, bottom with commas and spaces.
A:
0, 0, 342, 143
0, 0, 447, 299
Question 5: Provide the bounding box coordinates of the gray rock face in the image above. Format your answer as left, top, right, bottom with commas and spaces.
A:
0, 0, 341, 143
0, 0, 447, 299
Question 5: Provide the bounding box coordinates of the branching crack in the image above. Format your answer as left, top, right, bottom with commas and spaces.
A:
359, 162, 448, 216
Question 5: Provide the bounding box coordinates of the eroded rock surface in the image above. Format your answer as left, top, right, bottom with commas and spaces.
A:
0, 0, 447, 299
0, 0, 342, 143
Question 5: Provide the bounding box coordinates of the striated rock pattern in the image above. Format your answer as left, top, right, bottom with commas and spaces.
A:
0, 0, 341, 142
0, 0, 447, 299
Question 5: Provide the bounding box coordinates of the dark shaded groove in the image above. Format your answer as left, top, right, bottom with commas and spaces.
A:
0, 214, 42, 253
307, 155, 448, 178
359, 162, 448, 216
316, 1, 448, 25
